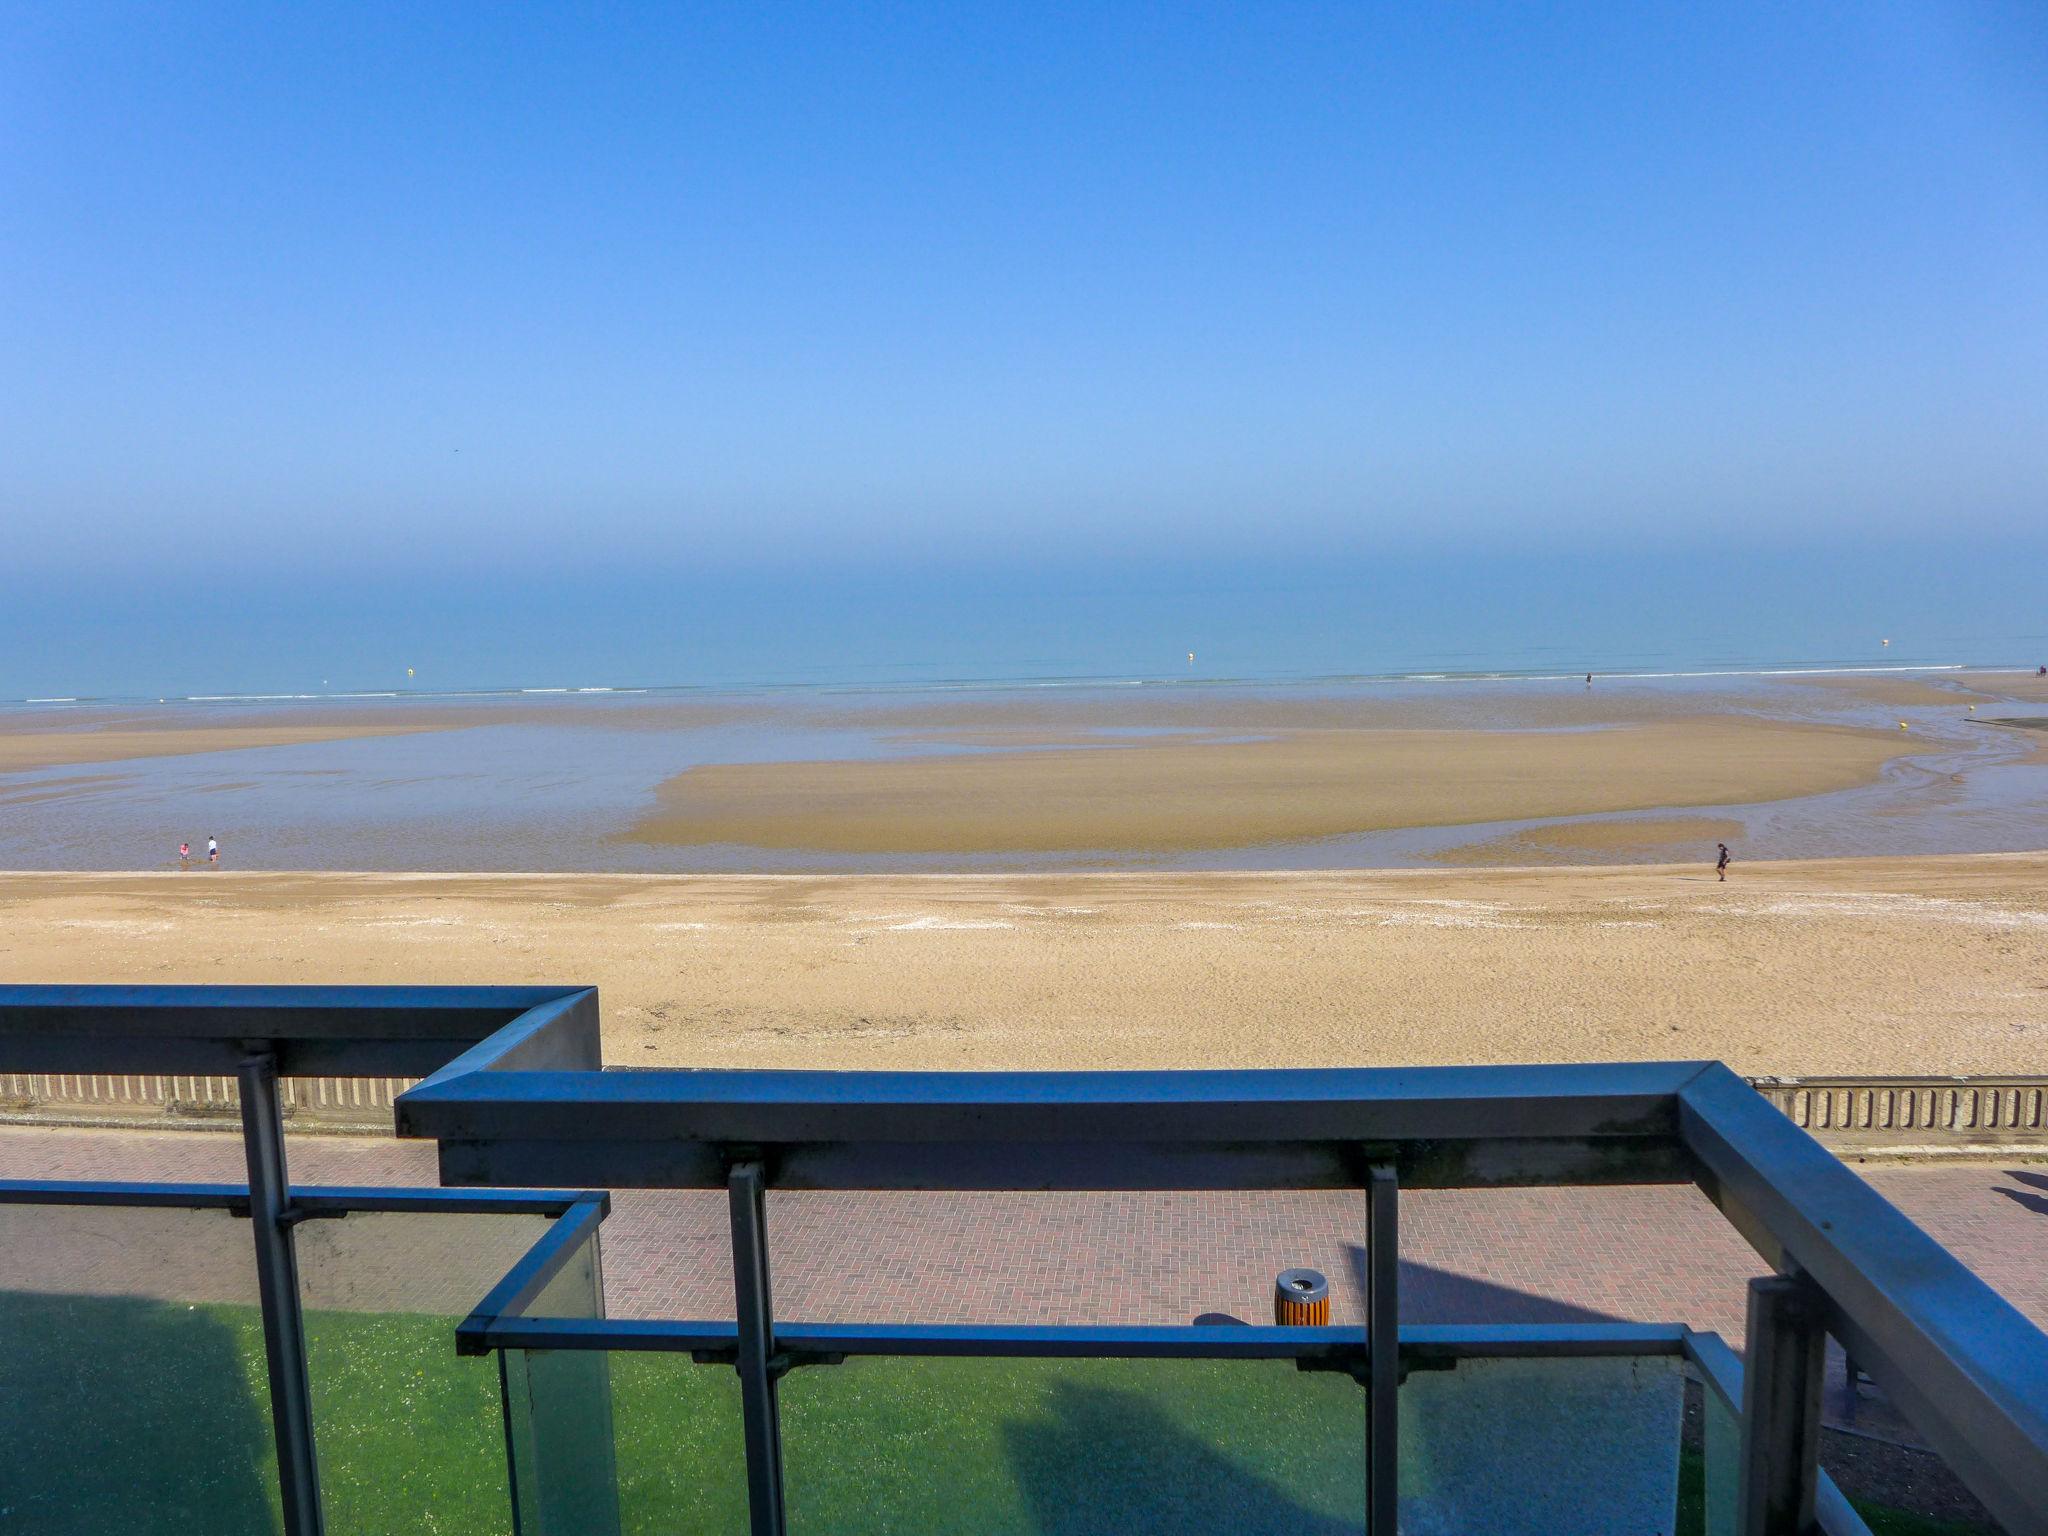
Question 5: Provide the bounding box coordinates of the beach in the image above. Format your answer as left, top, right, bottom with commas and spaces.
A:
1, 668, 2044, 872
1, 668, 2043, 1077
4, 853, 2043, 1076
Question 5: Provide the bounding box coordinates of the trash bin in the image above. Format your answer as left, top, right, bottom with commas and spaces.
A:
1273, 1267, 1329, 1326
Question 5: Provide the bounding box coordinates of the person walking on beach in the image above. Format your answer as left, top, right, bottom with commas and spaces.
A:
1715, 842, 1731, 882
207, 836, 219, 868
178, 841, 190, 871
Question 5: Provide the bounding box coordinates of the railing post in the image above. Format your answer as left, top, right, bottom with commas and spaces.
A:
1737, 1274, 1824, 1536
1367, 1163, 1400, 1536
729, 1161, 787, 1536
238, 1049, 324, 1536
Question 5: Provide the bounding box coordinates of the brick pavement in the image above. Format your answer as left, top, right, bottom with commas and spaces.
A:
1, 1126, 2040, 1347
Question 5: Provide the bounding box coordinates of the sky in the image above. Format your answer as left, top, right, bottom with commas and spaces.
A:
2, 3, 2047, 689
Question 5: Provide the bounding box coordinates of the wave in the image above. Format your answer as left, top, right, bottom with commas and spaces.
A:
3, 659, 2033, 712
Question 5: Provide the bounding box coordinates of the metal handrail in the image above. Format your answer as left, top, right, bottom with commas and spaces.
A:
1688, 1331, 1876, 1536
0, 1178, 596, 1214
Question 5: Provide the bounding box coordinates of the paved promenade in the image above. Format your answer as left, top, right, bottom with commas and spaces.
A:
1, 1124, 2041, 1345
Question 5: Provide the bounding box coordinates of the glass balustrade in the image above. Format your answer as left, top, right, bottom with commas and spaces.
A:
295, 1208, 555, 1536
0, 1200, 281, 1536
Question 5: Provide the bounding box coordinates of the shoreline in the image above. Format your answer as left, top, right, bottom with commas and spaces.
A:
7, 661, 2040, 714
3, 845, 2045, 879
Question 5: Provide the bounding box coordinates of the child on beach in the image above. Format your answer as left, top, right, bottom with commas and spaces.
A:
207, 836, 219, 867
1716, 843, 1730, 881
178, 841, 190, 871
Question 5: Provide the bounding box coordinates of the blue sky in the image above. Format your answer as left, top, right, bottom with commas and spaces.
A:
4, 1, 2047, 587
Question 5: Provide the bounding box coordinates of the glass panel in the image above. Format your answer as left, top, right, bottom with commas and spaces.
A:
1400, 1354, 1683, 1536
295, 1208, 553, 1536
607, 1353, 748, 1535
502, 1230, 625, 1536
514, 1227, 607, 1321
781, 1355, 1366, 1535
1700, 1377, 1739, 1536
762, 1189, 1362, 1331
0, 1202, 280, 1535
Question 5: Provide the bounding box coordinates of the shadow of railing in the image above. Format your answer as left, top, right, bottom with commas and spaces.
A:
0, 1289, 280, 1536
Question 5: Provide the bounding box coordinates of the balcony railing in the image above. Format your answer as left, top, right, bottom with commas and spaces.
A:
0, 984, 2043, 1536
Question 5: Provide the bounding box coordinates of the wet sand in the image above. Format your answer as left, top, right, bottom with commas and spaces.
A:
3, 855, 2043, 1076
1960, 673, 2048, 760
0, 722, 441, 773
1965, 674, 2048, 705
0, 695, 789, 775
1792, 674, 1978, 708
628, 718, 1909, 854
1434, 815, 1749, 866
2, 671, 2041, 871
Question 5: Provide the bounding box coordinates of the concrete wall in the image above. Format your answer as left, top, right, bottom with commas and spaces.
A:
6, 1070, 2046, 1153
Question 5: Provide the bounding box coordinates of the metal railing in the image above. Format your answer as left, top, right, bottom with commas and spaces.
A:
0, 1176, 596, 1536
1686, 1331, 1874, 1536
0, 984, 2043, 1536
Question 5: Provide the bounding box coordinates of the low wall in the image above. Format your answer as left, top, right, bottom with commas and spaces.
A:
1749, 1076, 2048, 1155
0, 1071, 413, 1134
5, 1070, 2047, 1154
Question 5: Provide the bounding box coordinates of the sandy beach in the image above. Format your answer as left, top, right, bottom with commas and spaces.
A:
3, 854, 2043, 1076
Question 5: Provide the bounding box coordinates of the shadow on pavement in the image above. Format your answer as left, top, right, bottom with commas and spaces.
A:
1345, 1247, 1632, 1325
1994, 1168, 2048, 1217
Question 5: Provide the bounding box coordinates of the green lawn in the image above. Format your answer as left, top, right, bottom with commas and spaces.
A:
1672, 1446, 1993, 1536
0, 1293, 1999, 1536
0, 1297, 1363, 1536
0, 1292, 510, 1536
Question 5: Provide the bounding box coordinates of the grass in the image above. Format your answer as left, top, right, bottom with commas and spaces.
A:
0, 1297, 1365, 1536
1673, 1446, 1993, 1536
0, 1292, 512, 1536
0, 1293, 2002, 1536
763, 1355, 1365, 1536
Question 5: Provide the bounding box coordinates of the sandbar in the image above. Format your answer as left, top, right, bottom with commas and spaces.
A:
1791, 673, 1979, 708
628, 718, 1909, 854
0, 691, 807, 776
0, 723, 445, 774
1436, 815, 1748, 866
